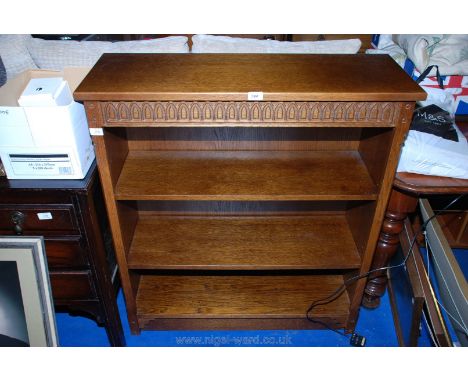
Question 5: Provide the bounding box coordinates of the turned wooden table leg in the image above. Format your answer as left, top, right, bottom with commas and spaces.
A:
362, 188, 419, 308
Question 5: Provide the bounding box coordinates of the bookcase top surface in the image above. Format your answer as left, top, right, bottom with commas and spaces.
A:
74, 53, 426, 102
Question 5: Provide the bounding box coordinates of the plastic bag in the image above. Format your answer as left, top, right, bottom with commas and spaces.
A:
397, 105, 468, 179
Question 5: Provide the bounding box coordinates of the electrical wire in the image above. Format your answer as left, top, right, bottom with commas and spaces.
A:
306, 193, 467, 341
435, 297, 468, 337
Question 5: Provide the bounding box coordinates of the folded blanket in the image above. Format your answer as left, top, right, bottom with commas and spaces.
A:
393, 34, 468, 76
365, 43, 407, 68
192, 34, 362, 54
0, 35, 38, 80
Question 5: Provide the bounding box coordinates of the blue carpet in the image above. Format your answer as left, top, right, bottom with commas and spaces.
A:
56, 288, 407, 347
59, 247, 468, 346
57, 248, 468, 347
420, 247, 468, 346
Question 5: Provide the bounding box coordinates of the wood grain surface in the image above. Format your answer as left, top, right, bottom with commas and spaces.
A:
74, 54, 426, 102
136, 274, 349, 318
128, 215, 362, 270
115, 150, 378, 201
395, 172, 468, 194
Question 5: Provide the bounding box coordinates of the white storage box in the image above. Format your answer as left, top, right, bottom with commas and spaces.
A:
0, 68, 94, 179
18, 77, 73, 107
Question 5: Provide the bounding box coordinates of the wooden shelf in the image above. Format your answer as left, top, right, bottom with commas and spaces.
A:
128, 215, 362, 270
115, 150, 378, 201
75, 54, 427, 102
136, 274, 350, 330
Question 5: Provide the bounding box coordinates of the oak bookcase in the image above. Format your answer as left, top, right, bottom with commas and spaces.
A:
75, 54, 426, 334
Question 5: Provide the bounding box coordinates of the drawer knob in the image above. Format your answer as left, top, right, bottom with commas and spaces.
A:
11, 211, 26, 235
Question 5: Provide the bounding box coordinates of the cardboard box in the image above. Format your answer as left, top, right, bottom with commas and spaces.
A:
0, 67, 95, 179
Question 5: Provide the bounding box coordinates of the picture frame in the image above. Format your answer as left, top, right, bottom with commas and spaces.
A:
0, 236, 58, 346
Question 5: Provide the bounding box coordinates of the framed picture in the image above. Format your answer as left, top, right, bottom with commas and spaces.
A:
0, 236, 58, 346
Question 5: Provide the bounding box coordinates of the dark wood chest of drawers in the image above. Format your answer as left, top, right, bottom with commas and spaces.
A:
0, 161, 124, 346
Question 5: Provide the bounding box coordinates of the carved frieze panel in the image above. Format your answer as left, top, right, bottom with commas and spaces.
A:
97, 101, 401, 127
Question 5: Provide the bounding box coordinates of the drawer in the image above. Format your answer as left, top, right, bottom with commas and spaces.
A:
50, 271, 96, 301
0, 205, 79, 235
44, 237, 88, 269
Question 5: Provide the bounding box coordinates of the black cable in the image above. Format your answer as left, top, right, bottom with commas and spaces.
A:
306, 193, 467, 341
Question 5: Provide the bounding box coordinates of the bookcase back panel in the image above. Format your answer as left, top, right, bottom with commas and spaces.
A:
124, 126, 363, 151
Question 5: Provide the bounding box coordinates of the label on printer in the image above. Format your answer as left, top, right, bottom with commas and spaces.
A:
9, 154, 74, 176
